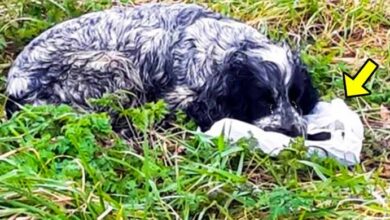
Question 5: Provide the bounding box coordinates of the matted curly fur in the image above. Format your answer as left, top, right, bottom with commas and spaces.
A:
5, 3, 318, 137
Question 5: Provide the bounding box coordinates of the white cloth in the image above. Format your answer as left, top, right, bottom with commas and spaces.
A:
203, 98, 364, 166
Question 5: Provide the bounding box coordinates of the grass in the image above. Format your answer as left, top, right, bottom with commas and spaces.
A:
0, 0, 389, 219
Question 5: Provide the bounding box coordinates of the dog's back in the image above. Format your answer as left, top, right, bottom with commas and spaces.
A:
6, 4, 223, 114
6, 3, 316, 136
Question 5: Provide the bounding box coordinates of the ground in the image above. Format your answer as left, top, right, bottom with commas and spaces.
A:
0, 0, 389, 219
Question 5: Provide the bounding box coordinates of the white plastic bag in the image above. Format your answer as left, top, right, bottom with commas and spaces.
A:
203, 98, 364, 166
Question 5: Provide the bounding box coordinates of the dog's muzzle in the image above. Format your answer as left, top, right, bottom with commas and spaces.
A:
262, 120, 306, 137
254, 106, 307, 137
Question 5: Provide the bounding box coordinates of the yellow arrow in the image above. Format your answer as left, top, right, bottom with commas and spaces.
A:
343, 59, 378, 98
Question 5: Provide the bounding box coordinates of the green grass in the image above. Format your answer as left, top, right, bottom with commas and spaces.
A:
0, 0, 390, 219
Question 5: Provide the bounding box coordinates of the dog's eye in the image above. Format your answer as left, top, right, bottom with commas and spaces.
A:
269, 104, 274, 114
264, 95, 275, 105
288, 86, 303, 103
291, 101, 303, 114
261, 89, 276, 105
292, 101, 298, 109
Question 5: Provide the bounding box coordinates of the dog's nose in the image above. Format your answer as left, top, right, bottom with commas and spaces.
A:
279, 124, 303, 137
263, 124, 303, 137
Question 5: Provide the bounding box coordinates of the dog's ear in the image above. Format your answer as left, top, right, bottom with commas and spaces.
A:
224, 50, 249, 75
185, 50, 256, 130
224, 50, 262, 82
224, 50, 280, 87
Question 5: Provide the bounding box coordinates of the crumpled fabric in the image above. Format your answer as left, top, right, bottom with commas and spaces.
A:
203, 98, 364, 166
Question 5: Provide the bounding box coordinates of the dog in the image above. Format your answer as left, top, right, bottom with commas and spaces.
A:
5, 3, 319, 137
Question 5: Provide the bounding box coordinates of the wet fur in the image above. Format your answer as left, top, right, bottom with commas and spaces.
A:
6, 3, 318, 136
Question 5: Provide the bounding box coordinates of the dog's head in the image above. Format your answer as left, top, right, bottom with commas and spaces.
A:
224, 42, 319, 137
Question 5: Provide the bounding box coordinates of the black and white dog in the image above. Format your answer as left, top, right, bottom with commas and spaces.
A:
6, 3, 318, 137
